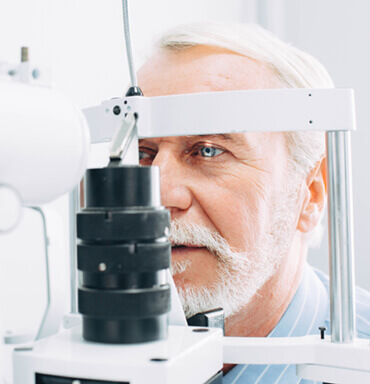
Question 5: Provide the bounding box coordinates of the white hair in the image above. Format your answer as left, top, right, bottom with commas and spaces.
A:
170, 193, 296, 318
157, 22, 333, 246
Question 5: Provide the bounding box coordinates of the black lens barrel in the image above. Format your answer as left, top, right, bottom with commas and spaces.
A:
77, 166, 171, 344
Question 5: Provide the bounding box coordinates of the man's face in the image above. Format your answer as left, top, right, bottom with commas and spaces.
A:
137, 46, 301, 318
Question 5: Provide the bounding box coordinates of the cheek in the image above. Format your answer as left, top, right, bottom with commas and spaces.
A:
195, 175, 273, 251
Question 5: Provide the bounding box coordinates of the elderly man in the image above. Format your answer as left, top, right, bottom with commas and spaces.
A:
137, 22, 370, 383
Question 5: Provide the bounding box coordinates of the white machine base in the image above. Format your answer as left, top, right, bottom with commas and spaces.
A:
13, 325, 223, 384
223, 335, 370, 384
297, 364, 370, 384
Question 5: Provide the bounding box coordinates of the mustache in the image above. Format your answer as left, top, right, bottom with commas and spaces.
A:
169, 219, 246, 266
170, 219, 224, 254
170, 259, 192, 275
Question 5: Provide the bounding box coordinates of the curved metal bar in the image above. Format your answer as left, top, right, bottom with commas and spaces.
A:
121, 0, 137, 87
29, 206, 51, 341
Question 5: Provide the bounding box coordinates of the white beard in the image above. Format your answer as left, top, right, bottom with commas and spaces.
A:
169, 191, 298, 319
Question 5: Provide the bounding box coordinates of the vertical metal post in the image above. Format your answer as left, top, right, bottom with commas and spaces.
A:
68, 186, 80, 314
326, 131, 356, 343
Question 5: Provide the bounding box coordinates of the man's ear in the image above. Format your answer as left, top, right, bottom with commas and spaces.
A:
297, 157, 327, 233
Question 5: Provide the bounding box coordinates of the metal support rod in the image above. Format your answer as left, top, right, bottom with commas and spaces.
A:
326, 131, 356, 343
31, 207, 51, 341
68, 186, 80, 314
121, 0, 137, 87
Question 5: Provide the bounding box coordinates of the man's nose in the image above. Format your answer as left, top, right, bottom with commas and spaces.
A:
152, 150, 192, 216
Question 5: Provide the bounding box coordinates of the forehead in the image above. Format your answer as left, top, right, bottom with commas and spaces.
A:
137, 46, 277, 96
137, 46, 286, 154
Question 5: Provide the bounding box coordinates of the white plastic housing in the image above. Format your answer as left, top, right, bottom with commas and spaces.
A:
13, 326, 223, 384
84, 89, 356, 144
0, 82, 90, 205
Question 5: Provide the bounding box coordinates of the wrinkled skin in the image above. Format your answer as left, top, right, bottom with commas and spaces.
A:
137, 46, 327, 341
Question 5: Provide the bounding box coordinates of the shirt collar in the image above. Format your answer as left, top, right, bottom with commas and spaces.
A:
268, 263, 329, 338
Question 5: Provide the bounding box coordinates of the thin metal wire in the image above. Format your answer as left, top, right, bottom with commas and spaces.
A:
122, 0, 138, 87
30, 206, 51, 341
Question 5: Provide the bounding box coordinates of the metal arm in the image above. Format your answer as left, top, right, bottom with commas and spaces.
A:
83, 89, 358, 345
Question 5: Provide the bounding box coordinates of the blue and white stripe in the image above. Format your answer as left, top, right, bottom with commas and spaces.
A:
223, 264, 370, 384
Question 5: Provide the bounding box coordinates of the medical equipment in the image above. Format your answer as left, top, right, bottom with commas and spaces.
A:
77, 165, 171, 344
0, 46, 90, 228
1, 1, 369, 383
0, 82, 90, 208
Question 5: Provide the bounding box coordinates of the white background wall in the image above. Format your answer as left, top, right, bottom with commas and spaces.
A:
254, 0, 370, 292
0, 0, 246, 339
0, 0, 369, 339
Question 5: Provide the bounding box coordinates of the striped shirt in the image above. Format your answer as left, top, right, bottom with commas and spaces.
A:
223, 263, 370, 384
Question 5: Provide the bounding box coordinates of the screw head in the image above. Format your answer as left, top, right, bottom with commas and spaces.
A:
150, 357, 168, 362
113, 105, 121, 115
32, 68, 40, 79
98, 263, 107, 272
14, 347, 33, 352
192, 328, 209, 333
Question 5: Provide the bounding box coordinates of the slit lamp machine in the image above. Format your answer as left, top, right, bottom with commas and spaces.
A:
0, 1, 369, 383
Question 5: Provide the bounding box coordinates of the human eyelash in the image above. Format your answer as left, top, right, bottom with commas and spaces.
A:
189, 142, 227, 157
139, 146, 156, 161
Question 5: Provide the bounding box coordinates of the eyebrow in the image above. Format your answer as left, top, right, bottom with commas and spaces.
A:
140, 133, 251, 151
198, 134, 233, 141
188, 133, 251, 148
194, 133, 255, 153
184, 134, 233, 141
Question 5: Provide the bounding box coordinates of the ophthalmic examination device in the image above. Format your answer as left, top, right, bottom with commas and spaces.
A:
0, 1, 369, 383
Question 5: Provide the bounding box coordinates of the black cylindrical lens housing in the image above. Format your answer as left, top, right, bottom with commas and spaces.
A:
77, 166, 171, 344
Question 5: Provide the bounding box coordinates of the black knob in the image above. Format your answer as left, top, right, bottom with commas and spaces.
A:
126, 86, 143, 97
113, 105, 121, 115
319, 326, 327, 340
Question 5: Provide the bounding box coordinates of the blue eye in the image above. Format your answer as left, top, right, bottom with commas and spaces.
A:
199, 146, 224, 157
139, 150, 149, 160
